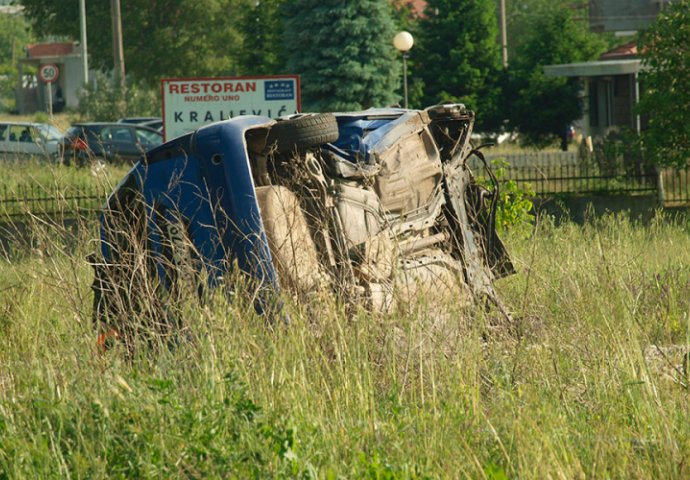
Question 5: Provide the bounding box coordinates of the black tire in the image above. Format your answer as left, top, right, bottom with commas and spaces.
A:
266, 113, 339, 153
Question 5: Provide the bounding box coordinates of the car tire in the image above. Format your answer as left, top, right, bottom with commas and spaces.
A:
266, 113, 339, 153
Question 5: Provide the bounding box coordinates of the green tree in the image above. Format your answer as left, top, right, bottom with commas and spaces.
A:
502, 0, 605, 62
413, 0, 503, 130
0, 12, 34, 111
18, 0, 243, 86
390, 1, 425, 108
77, 72, 160, 121
282, 0, 399, 112
235, 0, 287, 76
505, 3, 605, 146
637, 0, 690, 168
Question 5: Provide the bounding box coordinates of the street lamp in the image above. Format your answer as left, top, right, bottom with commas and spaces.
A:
393, 31, 414, 109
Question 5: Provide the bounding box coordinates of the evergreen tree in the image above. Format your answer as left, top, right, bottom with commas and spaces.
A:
390, 1, 425, 108
235, 0, 287, 76
282, 0, 399, 112
414, 0, 503, 130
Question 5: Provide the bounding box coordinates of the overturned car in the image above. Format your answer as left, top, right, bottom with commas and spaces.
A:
91, 104, 514, 338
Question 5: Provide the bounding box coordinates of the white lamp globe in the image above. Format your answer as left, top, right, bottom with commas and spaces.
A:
393, 31, 414, 52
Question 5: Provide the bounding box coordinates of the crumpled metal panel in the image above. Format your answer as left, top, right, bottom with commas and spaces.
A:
442, 162, 497, 300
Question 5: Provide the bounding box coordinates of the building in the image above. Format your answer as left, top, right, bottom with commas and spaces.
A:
15, 42, 86, 114
544, 42, 644, 138
544, 1, 674, 138
589, 0, 671, 33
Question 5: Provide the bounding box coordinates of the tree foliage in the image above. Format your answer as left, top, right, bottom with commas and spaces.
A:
413, 0, 502, 130
77, 72, 159, 121
637, 0, 690, 168
282, 0, 399, 112
504, 3, 605, 146
390, 1, 425, 108
0, 12, 34, 111
18, 0, 242, 86
235, 0, 287, 76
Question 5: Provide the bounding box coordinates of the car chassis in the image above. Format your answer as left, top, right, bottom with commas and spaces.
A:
91, 104, 514, 339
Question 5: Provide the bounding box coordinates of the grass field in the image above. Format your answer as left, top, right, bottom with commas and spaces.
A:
0, 160, 130, 220
0, 212, 689, 478
0, 158, 130, 192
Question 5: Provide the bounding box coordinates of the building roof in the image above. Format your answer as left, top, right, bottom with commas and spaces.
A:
599, 41, 639, 60
26, 43, 76, 58
392, 0, 426, 18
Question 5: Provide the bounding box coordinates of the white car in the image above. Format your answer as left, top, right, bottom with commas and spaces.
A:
0, 121, 63, 161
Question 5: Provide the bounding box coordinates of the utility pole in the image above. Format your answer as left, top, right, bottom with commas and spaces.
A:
79, 0, 89, 85
110, 0, 125, 89
500, 0, 508, 69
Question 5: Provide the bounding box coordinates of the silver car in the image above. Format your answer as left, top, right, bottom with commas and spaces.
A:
0, 121, 63, 161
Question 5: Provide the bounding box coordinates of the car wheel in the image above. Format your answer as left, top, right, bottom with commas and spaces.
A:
266, 113, 339, 153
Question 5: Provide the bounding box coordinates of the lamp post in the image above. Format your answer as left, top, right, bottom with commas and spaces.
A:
393, 31, 414, 109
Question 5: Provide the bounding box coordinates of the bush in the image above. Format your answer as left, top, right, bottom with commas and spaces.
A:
77, 72, 160, 122
482, 158, 535, 236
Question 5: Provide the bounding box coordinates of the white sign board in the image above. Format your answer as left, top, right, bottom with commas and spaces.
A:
161, 75, 300, 141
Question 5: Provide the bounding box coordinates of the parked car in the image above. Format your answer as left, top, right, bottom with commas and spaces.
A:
91, 104, 514, 342
117, 117, 163, 132
0, 121, 62, 161
139, 119, 163, 132
59, 122, 163, 165
117, 117, 160, 125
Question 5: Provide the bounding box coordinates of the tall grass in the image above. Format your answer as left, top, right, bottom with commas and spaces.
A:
0, 212, 689, 477
0, 158, 130, 193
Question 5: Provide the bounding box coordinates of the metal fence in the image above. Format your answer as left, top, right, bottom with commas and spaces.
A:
0, 184, 108, 219
660, 167, 690, 206
473, 152, 690, 205
1, 154, 689, 220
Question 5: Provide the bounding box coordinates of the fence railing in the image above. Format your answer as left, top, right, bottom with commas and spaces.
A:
659, 168, 690, 206
1, 155, 689, 220
484, 151, 580, 167
0, 184, 109, 219
472, 152, 690, 205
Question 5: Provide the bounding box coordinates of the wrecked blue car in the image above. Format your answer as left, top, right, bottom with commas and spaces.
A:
91, 104, 513, 341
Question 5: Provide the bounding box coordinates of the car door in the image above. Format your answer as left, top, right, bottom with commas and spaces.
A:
34, 124, 62, 159
1, 124, 43, 159
0, 124, 10, 158
98, 125, 139, 162
134, 126, 163, 155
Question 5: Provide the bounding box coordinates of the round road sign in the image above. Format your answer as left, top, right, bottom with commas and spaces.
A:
39, 64, 60, 83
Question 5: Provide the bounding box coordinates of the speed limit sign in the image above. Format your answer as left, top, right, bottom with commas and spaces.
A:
39, 64, 60, 83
